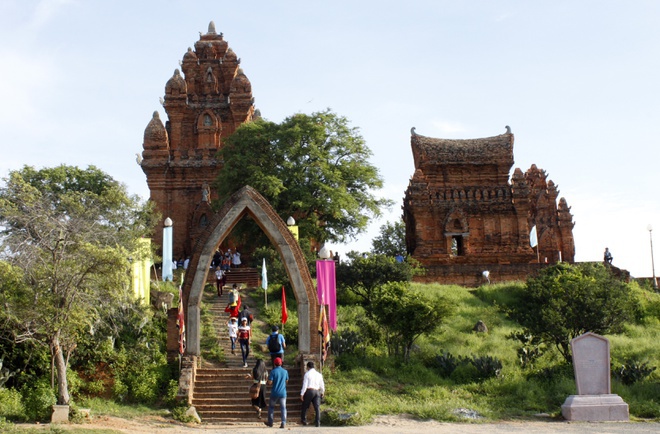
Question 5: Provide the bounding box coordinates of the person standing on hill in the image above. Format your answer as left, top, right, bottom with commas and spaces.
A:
604, 247, 613, 265
264, 357, 288, 429
266, 325, 286, 367
300, 361, 325, 427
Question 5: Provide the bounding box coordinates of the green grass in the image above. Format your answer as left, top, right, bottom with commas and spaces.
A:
8, 280, 658, 429
320, 282, 660, 424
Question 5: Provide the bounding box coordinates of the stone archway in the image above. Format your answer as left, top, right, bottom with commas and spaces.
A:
181, 186, 319, 355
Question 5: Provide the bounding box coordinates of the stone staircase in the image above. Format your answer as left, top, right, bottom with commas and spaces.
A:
224, 267, 260, 288
192, 287, 306, 425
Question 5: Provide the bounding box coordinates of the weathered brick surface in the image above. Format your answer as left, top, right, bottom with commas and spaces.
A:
403, 128, 575, 286
140, 22, 255, 259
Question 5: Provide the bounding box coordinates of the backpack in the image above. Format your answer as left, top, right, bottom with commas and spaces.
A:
229, 289, 239, 306
268, 334, 282, 353
239, 310, 254, 323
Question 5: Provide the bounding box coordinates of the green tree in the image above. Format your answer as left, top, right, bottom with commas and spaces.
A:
215, 110, 392, 245
0, 165, 155, 406
335, 252, 420, 306
371, 220, 406, 257
508, 262, 639, 363
370, 282, 452, 362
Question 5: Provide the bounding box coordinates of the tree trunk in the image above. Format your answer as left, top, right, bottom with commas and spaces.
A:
51, 334, 70, 405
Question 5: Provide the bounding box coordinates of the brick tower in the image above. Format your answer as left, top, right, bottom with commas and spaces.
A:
402, 127, 575, 285
139, 22, 255, 259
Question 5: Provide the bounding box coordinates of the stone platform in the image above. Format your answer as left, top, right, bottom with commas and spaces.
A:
561, 394, 629, 421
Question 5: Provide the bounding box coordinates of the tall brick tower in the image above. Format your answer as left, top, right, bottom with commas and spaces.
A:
140, 22, 255, 259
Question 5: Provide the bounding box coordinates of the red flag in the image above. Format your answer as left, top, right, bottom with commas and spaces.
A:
281, 286, 288, 324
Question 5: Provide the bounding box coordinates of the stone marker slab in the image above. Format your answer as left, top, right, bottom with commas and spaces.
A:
571, 332, 610, 395
561, 332, 629, 421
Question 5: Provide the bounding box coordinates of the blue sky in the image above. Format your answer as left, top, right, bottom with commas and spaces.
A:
1, 0, 659, 279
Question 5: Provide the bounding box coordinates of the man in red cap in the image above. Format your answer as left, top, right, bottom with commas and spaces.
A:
265, 357, 289, 428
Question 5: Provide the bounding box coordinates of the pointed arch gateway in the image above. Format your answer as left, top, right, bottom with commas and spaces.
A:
181, 186, 320, 355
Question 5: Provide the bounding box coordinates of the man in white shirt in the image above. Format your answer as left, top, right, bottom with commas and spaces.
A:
300, 361, 325, 427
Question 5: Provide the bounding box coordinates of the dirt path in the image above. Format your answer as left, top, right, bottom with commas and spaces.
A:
18, 414, 660, 434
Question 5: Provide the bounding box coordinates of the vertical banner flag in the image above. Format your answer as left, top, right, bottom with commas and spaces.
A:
316, 260, 337, 331
262, 258, 268, 291
318, 304, 330, 362
281, 286, 288, 324
529, 225, 538, 248
162, 222, 173, 282
177, 283, 185, 354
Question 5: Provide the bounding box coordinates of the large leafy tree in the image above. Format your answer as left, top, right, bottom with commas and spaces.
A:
371, 220, 406, 257
335, 252, 421, 306
508, 262, 639, 363
0, 165, 155, 405
215, 110, 392, 245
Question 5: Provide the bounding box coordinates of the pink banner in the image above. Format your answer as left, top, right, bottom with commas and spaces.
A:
316, 260, 337, 331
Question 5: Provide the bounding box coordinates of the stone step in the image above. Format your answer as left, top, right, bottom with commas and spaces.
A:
196, 409, 304, 420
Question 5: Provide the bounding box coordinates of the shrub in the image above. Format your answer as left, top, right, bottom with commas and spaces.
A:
613, 359, 657, 385
21, 379, 56, 422
431, 352, 501, 382
507, 263, 639, 363
470, 355, 502, 381
431, 351, 463, 378
507, 331, 544, 369
171, 403, 198, 423
331, 330, 361, 356
450, 362, 479, 384
526, 363, 574, 383
0, 387, 24, 421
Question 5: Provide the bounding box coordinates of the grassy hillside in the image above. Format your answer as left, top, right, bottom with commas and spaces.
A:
321, 282, 660, 424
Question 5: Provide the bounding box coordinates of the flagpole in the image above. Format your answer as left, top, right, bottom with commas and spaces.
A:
319, 305, 324, 367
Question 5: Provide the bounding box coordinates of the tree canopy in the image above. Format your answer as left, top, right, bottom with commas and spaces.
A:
0, 165, 155, 405
508, 262, 640, 363
371, 220, 406, 257
370, 282, 452, 362
335, 251, 421, 306
215, 110, 392, 244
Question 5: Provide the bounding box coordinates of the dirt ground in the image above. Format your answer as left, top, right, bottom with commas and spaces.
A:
18, 414, 660, 434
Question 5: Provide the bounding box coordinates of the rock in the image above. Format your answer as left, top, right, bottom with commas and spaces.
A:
473, 320, 488, 333
184, 406, 202, 423
150, 291, 174, 310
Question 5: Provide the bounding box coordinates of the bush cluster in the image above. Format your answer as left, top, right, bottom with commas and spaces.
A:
613, 359, 657, 385
430, 351, 502, 383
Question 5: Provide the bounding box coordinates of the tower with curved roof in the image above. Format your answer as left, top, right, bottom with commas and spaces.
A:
403, 127, 575, 285
139, 22, 256, 258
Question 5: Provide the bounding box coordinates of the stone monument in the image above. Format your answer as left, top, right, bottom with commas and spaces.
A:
561, 332, 629, 421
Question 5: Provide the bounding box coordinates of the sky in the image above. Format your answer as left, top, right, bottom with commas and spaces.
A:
1, 0, 659, 278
